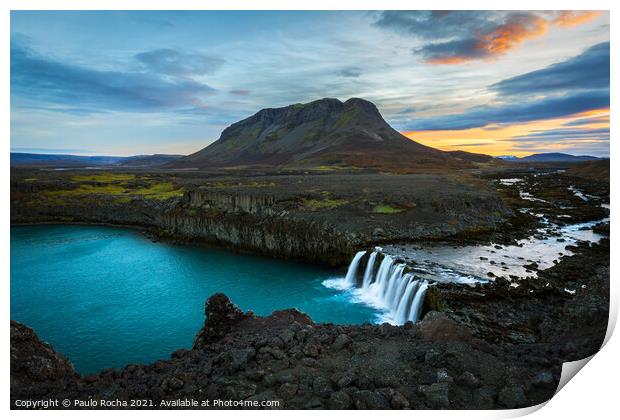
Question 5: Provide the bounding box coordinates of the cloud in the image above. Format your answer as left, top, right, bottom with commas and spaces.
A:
507, 127, 609, 142
127, 14, 174, 28
562, 116, 609, 127
11, 43, 217, 113
339, 66, 362, 78
135, 48, 224, 77
413, 39, 482, 64
405, 43, 609, 131
504, 125, 609, 156
376, 11, 601, 64
450, 142, 494, 147
553, 11, 602, 27
229, 89, 251, 96
491, 42, 609, 96
507, 138, 609, 155
482, 125, 509, 131
417, 13, 548, 64
375, 11, 502, 41
406, 90, 609, 130
476, 13, 547, 56
11, 146, 96, 154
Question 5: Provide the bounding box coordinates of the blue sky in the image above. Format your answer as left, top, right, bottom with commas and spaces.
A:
10, 11, 609, 157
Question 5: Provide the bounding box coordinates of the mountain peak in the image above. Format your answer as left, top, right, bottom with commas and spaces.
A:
344, 97, 380, 112
247, 97, 380, 125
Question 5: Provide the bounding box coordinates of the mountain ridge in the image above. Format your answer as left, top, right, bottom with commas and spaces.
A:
10, 153, 183, 168
499, 153, 601, 162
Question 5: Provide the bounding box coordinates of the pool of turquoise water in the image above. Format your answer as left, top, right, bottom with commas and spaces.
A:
10, 225, 377, 374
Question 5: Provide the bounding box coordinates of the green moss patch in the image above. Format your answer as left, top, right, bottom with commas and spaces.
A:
40, 178, 184, 202
71, 173, 135, 183
335, 106, 360, 128
133, 182, 184, 200
373, 204, 406, 214
303, 198, 348, 211
44, 184, 127, 198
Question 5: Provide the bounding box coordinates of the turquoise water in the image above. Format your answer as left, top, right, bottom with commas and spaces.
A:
10, 225, 377, 374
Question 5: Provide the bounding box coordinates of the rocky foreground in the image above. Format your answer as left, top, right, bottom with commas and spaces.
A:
10, 237, 608, 410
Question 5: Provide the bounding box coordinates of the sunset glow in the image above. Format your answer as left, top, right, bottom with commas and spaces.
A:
403, 108, 610, 157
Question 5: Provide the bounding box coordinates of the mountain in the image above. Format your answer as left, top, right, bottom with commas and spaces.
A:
116, 154, 183, 167
521, 153, 600, 162
446, 150, 497, 164
10, 153, 183, 168
496, 155, 518, 161
499, 153, 601, 162
168, 98, 475, 172
10, 153, 125, 167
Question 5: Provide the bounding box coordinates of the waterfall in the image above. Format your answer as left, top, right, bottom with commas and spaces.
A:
340, 250, 431, 325
345, 251, 366, 286
362, 252, 378, 287
409, 281, 428, 322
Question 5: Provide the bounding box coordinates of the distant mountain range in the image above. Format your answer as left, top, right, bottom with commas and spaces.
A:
116, 154, 185, 167
10, 153, 183, 168
498, 153, 601, 162
167, 98, 491, 172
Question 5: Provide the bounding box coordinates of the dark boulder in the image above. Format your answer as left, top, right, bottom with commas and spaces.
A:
194, 293, 249, 346
10, 321, 78, 401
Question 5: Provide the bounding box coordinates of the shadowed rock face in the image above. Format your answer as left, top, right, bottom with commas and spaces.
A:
10, 321, 78, 402
169, 98, 473, 171
194, 293, 250, 345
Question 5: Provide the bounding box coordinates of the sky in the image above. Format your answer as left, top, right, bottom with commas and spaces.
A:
10, 10, 610, 157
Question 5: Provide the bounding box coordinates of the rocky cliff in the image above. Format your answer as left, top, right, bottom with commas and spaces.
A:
11, 172, 510, 267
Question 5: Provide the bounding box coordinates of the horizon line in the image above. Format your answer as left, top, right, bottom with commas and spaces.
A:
9, 149, 610, 159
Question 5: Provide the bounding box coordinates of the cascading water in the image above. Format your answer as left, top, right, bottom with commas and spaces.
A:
342, 250, 430, 325
362, 251, 378, 288
345, 251, 366, 285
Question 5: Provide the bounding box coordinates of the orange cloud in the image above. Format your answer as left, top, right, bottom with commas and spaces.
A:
553, 11, 602, 27
571, 108, 610, 119
479, 15, 547, 55
427, 11, 602, 65
425, 56, 470, 65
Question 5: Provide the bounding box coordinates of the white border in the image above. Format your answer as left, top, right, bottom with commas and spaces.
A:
2, 1, 616, 419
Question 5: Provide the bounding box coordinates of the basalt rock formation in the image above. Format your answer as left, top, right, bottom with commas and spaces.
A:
11, 172, 509, 267
10, 321, 78, 402
8, 295, 558, 410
